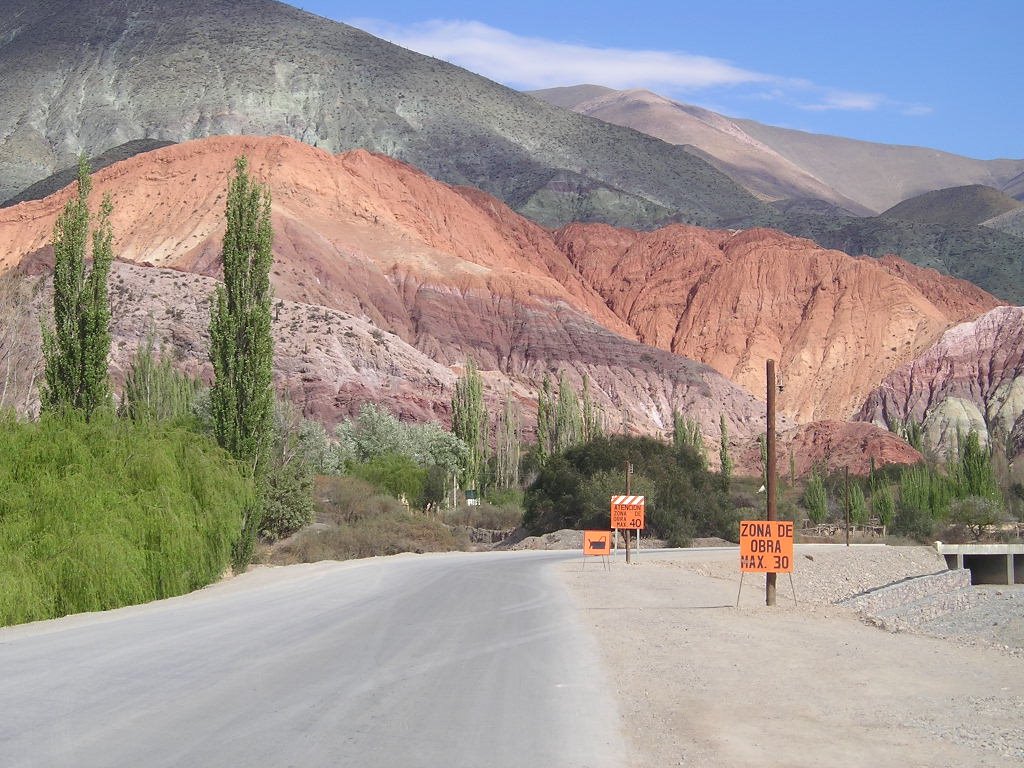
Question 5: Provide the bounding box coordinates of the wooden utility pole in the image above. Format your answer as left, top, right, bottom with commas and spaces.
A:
624, 462, 633, 564
766, 359, 778, 607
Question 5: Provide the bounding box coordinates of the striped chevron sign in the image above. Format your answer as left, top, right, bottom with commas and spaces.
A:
610, 495, 645, 529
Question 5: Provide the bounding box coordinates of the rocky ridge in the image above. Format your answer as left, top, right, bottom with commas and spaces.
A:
554, 223, 1001, 422
857, 306, 1024, 455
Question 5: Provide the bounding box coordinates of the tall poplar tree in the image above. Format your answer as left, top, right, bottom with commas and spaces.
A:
209, 156, 275, 569
673, 410, 707, 468
41, 157, 114, 419
536, 373, 555, 464
495, 391, 521, 489
580, 375, 604, 442
719, 414, 733, 493
452, 358, 488, 492
554, 371, 582, 452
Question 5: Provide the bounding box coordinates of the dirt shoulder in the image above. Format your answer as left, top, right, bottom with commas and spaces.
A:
560, 546, 1024, 768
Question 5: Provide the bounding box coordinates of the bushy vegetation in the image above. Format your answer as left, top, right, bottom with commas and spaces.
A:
524, 435, 734, 545
269, 476, 461, 564
785, 429, 1016, 543
0, 415, 251, 626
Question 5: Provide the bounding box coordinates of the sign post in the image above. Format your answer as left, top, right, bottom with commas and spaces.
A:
738, 519, 795, 606
611, 493, 645, 565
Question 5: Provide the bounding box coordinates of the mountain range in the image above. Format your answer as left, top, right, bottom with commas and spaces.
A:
0, 0, 763, 229
533, 85, 1024, 215
3, 134, 1011, 468
4, 1, 1023, 304
0, 0, 1022, 469
531, 85, 1024, 303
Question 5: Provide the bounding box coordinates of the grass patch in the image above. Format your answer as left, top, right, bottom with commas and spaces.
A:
0, 414, 251, 626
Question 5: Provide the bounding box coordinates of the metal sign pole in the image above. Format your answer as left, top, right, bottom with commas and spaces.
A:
625, 462, 633, 565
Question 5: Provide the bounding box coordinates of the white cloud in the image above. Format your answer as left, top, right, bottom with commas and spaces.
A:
800, 90, 885, 112
349, 18, 770, 91
349, 18, 927, 117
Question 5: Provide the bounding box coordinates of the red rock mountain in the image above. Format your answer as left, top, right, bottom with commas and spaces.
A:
4, 135, 998, 467
554, 223, 1001, 422
0, 136, 768, 438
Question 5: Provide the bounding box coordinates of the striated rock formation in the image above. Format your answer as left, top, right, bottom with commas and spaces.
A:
734, 421, 923, 478
0, 136, 769, 439
554, 223, 1001, 422
857, 306, 1024, 455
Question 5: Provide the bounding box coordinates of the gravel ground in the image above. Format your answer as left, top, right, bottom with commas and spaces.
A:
916, 586, 1024, 654
560, 546, 1024, 767
668, 544, 949, 604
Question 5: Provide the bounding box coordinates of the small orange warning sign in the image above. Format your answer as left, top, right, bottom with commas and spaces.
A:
739, 520, 794, 573
583, 530, 613, 556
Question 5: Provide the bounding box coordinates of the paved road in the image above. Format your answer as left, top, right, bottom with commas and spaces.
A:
0, 551, 626, 768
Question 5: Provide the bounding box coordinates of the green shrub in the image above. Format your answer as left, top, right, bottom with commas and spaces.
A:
351, 452, 426, 505
260, 456, 315, 541
0, 415, 251, 626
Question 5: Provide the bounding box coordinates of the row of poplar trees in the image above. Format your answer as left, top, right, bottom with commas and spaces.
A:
40, 156, 275, 571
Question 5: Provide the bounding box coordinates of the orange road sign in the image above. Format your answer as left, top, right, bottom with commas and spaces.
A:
610, 495, 645, 529
739, 520, 794, 573
583, 530, 613, 556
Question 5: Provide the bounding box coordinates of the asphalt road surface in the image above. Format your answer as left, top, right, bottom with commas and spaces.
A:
0, 552, 626, 768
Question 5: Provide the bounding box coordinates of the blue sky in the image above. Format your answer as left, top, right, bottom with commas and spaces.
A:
291, 1, 1021, 160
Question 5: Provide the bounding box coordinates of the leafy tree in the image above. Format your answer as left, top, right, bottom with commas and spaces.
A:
408, 421, 468, 480
352, 453, 427, 505
672, 411, 706, 469
523, 434, 734, 542
333, 405, 467, 506
849, 482, 868, 526
208, 156, 275, 569
451, 358, 488, 492
803, 469, 829, 524
954, 430, 1000, 502
536, 373, 555, 464
580, 375, 603, 442
120, 336, 201, 423
259, 399, 316, 541
719, 414, 733, 493
41, 157, 114, 420
495, 391, 521, 489
872, 483, 896, 529
335, 403, 411, 463
554, 371, 583, 452
895, 464, 948, 539
949, 496, 1010, 541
